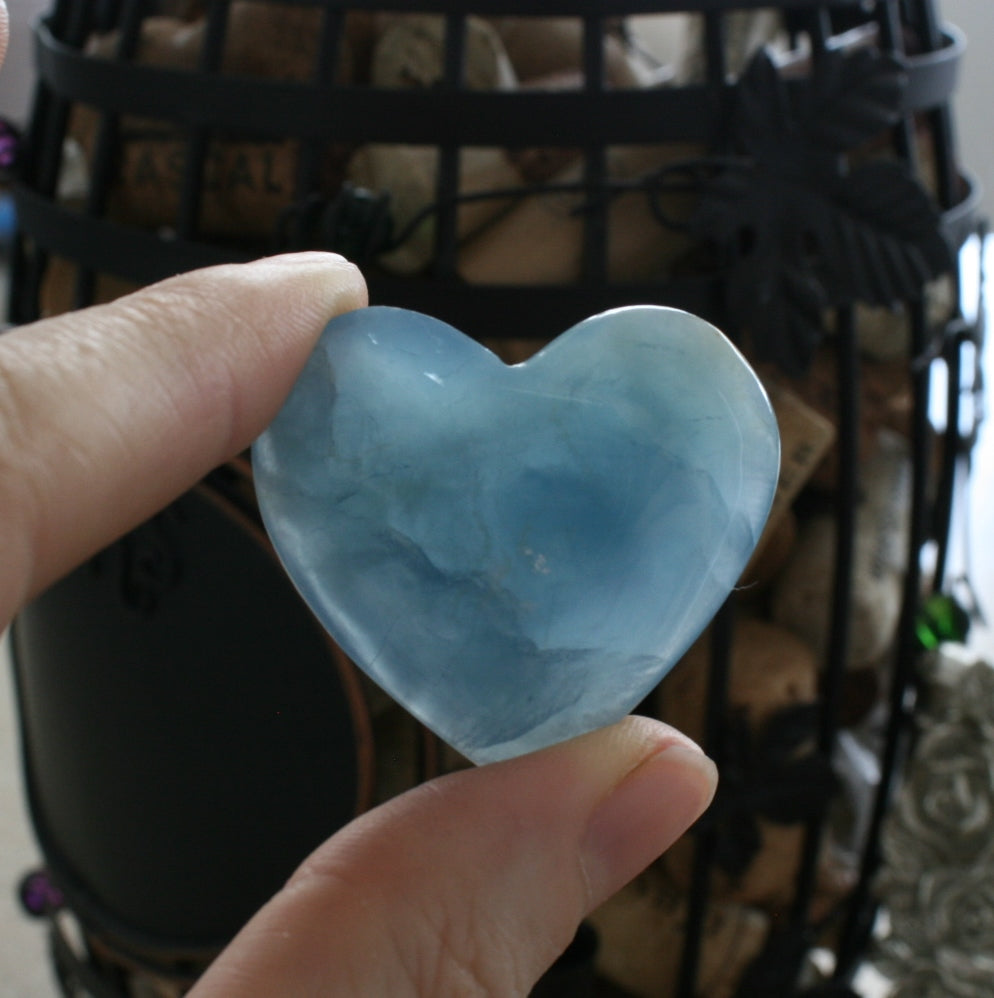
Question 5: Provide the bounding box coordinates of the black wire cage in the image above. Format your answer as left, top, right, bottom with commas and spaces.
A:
4, 1, 987, 996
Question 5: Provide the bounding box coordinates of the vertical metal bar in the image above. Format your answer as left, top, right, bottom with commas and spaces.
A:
877, 0, 919, 171
703, 11, 726, 86
790, 306, 860, 942
835, 297, 932, 977
675, 13, 730, 994
431, 12, 465, 276
675, 597, 735, 998
293, 6, 344, 204
73, 0, 147, 309
9, 0, 74, 322
581, 14, 608, 284
781, 6, 864, 952
9, 54, 58, 323
833, 2, 943, 974
932, 324, 965, 588
911, 0, 959, 209
18, 2, 91, 322
17, 0, 73, 192
806, 4, 833, 65
175, 0, 230, 241
36, 3, 89, 197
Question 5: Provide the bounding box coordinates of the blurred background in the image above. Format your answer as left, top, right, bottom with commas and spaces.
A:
2, 2, 993, 995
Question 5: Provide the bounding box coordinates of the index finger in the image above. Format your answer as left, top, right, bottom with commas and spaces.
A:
0, 252, 366, 623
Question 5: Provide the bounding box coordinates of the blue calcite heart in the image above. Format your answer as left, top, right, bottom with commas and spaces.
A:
253, 305, 779, 764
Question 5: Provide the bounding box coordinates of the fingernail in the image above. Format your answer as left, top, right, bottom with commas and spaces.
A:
581, 742, 717, 907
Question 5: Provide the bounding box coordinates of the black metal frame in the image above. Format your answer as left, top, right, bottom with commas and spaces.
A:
6, 2, 987, 996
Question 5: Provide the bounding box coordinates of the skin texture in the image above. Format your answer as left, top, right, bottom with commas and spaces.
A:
0, 10, 717, 993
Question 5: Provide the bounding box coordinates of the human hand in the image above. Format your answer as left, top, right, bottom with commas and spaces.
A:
0, 12, 715, 993
1, 254, 716, 994
1, 251, 716, 995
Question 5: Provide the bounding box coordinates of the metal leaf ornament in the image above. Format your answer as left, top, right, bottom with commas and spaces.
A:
692, 48, 953, 375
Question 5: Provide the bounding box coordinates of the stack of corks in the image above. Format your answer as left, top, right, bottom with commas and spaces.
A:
46, 7, 947, 995
590, 352, 931, 994
45, 7, 788, 316
587, 40, 947, 972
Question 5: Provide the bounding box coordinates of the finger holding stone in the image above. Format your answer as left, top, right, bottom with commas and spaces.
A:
0, 252, 366, 624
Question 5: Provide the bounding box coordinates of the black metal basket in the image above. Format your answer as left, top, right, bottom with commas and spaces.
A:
6, 2, 987, 996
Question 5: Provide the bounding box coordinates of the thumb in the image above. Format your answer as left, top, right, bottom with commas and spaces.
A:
190, 715, 717, 997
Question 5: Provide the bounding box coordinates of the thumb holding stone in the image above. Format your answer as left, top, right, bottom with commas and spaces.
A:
190, 715, 716, 996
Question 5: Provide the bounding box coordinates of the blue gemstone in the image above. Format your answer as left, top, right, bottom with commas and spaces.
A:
253, 305, 779, 763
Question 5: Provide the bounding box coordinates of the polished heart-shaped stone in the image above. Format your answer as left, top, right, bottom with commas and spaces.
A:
252, 305, 779, 764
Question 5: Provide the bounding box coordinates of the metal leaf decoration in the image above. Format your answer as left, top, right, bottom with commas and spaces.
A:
813, 160, 953, 304
692, 48, 954, 374
798, 47, 907, 152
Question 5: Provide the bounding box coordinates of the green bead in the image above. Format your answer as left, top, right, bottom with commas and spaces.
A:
915, 593, 971, 650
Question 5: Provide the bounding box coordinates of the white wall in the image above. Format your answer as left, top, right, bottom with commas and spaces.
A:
0, 0, 50, 124
942, 0, 994, 213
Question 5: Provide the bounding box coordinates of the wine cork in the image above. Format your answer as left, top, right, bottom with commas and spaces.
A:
738, 378, 835, 585
654, 618, 843, 910
91, 4, 363, 83
90, 133, 343, 239
353, 15, 521, 272
508, 142, 581, 186
758, 345, 914, 492
90, 3, 356, 84
341, 12, 382, 83
347, 144, 522, 274
77, 19, 202, 171
371, 15, 516, 91
677, 10, 786, 83
771, 429, 911, 668
505, 70, 585, 191
69, 107, 349, 238
670, 822, 805, 910
85, 15, 203, 69
492, 17, 664, 89
662, 815, 853, 913
154, 1, 204, 19
40, 257, 140, 317
77, 14, 352, 238
759, 380, 836, 531
504, 36, 666, 192
588, 870, 768, 998
607, 175, 697, 282
457, 143, 701, 285
657, 617, 818, 748
827, 274, 957, 361
627, 14, 695, 73
223, 2, 356, 83
738, 507, 797, 593
456, 159, 585, 285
